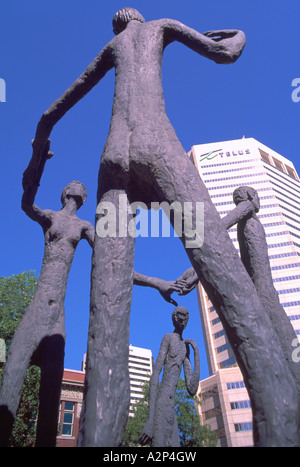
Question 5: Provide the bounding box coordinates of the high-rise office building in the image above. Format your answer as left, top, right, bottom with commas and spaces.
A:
189, 137, 300, 447
128, 345, 153, 416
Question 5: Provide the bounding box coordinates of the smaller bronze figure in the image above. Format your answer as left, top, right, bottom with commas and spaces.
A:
139, 306, 200, 447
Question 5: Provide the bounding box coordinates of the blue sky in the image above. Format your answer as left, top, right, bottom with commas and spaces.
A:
1, 0, 300, 379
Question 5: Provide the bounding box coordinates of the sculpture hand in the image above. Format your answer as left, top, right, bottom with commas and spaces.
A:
176, 277, 198, 295
32, 138, 54, 161
175, 279, 188, 290
139, 420, 153, 446
22, 140, 53, 190
204, 30, 239, 41
177, 281, 197, 296
175, 268, 198, 295
157, 280, 182, 306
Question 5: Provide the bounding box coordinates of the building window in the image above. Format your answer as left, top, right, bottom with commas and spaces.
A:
230, 400, 251, 410
271, 262, 300, 271
211, 317, 221, 326
234, 422, 253, 432
214, 329, 226, 340
285, 165, 298, 181
62, 402, 75, 436
203, 171, 266, 184
216, 343, 231, 354
227, 381, 245, 390
273, 275, 300, 283
289, 315, 300, 321
269, 175, 300, 198
259, 149, 271, 164
219, 356, 236, 369
201, 385, 218, 401
203, 406, 222, 421
272, 157, 285, 173
281, 301, 300, 308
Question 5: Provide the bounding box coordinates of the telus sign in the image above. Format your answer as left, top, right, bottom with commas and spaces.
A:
199, 148, 251, 163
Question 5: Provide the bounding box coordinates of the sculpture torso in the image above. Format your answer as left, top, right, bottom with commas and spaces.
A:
99, 20, 186, 205
159, 333, 187, 400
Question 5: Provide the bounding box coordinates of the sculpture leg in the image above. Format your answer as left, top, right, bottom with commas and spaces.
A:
0, 314, 36, 446
35, 334, 65, 447
77, 188, 135, 447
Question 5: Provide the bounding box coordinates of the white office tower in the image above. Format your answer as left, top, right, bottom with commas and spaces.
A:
189, 137, 300, 447
128, 345, 153, 416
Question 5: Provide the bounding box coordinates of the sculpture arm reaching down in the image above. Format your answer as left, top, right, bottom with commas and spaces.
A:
133, 271, 182, 306
183, 338, 200, 397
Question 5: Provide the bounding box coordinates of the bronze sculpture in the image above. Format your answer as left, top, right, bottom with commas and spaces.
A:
20, 8, 300, 446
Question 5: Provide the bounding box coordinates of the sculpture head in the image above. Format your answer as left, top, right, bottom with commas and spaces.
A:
233, 186, 260, 213
61, 181, 87, 210
172, 306, 189, 332
112, 7, 145, 35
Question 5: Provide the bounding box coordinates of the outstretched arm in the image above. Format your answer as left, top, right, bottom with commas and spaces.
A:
163, 20, 246, 64
176, 193, 259, 292
23, 42, 114, 189
222, 199, 259, 230
21, 140, 53, 227
133, 271, 182, 306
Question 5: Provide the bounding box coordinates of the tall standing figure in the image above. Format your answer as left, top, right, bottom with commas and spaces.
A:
223, 186, 300, 400
22, 8, 300, 446
139, 306, 200, 447
0, 142, 95, 447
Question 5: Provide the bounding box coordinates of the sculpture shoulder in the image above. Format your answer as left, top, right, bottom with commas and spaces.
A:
150, 18, 182, 28
76, 218, 93, 231
164, 332, 174, 339
160, 333, 172, 347
42, 208, 54, 218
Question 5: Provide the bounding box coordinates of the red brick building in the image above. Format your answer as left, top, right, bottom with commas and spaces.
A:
56, 346, 153, 446
56, 369, 85, 447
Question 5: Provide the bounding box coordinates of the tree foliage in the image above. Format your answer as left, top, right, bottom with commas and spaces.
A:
0, 271, 41, 447
122, 380, 150, 447
0, 271, 38, 346
175, 378, 218, 447
123, 377, 218, 447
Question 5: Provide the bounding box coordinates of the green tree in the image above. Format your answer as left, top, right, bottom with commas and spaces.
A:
123, 377, 218, 447
175, 378, 218, 447
0, 271, 38, 346
0, 271, 41, 447
122, 380, 150, 447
